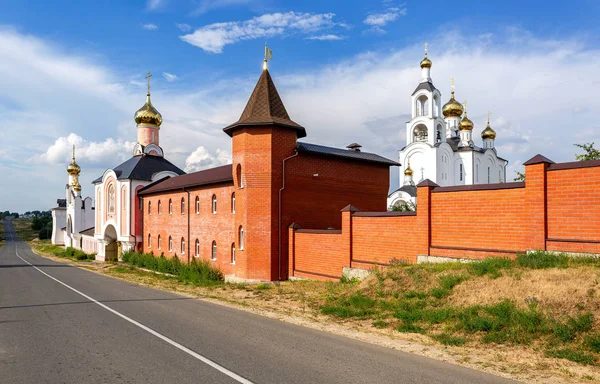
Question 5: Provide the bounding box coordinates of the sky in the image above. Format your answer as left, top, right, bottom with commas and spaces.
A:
1, 0, 599, 212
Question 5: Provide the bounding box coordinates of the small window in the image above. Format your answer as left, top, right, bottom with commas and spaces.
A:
148, 234, 151, 248
158, 200, 161, 215
195, 196, 200, 215
459, 164, 463, 181
169, 236, 173, 252
181, 237, 185, 254
488, 167, 491, 183
212, 241, 217, 261
148, 201, 152, 215
212, 195, 217, 214
195, 239, 200, 257
236, 164, 243, 188
158, 235, 162, 249
476, 164, 479, 183
169, 199, 173, 215
231, 192, 236, 214
231, 243, 236, 265
181, 198, 185, 215
239, 226, 244, 250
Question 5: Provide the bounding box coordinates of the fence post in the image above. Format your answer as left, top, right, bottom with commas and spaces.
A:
416, 179, 438, 259
288, 223, 300, 278
523, 154, 554, 251
340, 205, 359, 269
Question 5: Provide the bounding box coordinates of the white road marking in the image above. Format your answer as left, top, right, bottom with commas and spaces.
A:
14, 242, 254, 384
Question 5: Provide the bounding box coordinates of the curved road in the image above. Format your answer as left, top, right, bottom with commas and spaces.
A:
0, 220, 519, 383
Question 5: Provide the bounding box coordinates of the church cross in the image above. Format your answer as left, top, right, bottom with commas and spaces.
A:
450, 77, 455, 92
423, 42, 429, 56
72, 145, 75, 161
487, 110, 492, 123
420, 167, 425, 181
463, 100, 468, 113
146, 71, 152, 95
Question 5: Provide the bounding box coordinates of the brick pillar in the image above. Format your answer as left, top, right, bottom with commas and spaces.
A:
523, 154, 554, 251
340, 204, 359, 268
288, 223, 299, 278
416, 180, 438, 259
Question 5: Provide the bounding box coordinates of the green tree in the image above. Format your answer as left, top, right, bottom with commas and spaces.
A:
389, 201, 416, 212
574, 142, 600, 161
514, 171, 525, 181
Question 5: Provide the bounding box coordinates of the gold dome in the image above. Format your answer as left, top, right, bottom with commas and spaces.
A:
67, 146, 81, 176
458, 113, 474, 131
442, 91, 464, 118
420, 55, 432, 69
134, 93, 163, 127
481, 121, 496, 140
72, 176, 82, 192
404, 162, 414, 176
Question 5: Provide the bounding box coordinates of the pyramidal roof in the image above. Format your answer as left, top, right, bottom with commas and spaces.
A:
223, 67, 306, 138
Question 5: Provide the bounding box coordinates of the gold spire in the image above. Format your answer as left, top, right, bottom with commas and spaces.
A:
67, 145, 81, 176
420, 42, 432, 68
458, 100, 473, 131
481, 111, 496, 139
134, 71, 163, 126
404, 160, 414, 176
443, 77, 464, 118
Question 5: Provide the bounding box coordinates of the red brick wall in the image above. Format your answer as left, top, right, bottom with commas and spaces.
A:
290, 230, 346, 281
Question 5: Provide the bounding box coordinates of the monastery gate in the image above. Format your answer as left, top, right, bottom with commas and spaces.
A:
288, 155, 600, 281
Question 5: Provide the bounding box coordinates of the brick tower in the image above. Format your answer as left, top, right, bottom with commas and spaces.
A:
223, 60, 306, 280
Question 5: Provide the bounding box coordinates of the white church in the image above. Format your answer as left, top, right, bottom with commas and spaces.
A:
388, 49, 508, 208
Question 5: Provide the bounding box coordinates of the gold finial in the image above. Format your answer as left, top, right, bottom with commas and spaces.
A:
72, 145, 76, 161
146, 71, 152, 95
463, 100, 468, 114
450, 77, 455, 93
487, 110, 492, 124
263, 43, 272, 70
424, 42, 429, 56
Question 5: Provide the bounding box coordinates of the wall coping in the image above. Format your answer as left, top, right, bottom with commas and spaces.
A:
354, 211, 417, 217
547, 159, 600, 171
295, 229, 342, 234
431, 181, 525, 193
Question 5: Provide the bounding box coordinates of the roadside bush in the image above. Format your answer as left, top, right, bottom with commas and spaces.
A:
517, 251, 568, 269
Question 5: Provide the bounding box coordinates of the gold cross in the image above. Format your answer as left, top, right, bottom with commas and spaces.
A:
487, 111, 492, 123
146, 71, 152, 95
463, 100, 468, 113
450, 77, 455, 92
424, 42, 429, 55
72, 145, 75, 161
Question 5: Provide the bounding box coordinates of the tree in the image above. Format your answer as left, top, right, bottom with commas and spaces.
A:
389, 201, 416, 212
574, 142, 600, 161
514, 171, 525, 181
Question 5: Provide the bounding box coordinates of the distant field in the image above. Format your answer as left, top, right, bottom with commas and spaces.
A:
12, 218, 37, 242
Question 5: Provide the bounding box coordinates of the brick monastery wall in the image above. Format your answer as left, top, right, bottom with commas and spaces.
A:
290, 157, 600, 281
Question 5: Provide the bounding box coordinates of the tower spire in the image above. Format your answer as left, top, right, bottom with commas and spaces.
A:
146, 71, 152, 96
263, 43, 272, 71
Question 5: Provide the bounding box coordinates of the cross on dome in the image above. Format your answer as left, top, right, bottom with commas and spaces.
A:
424, 42, 429, 56
146, 71, 152, 95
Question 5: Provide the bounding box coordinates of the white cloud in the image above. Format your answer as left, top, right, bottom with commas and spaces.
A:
143, 24, 158, 30
146, 0, 166, 10
162, 72, 178, 82
307, 34, 345, 41
185, 146, 231, 172
37, 133, 135, 165
176, 23, 191, 32
364, 7, 407, 33
180, 11, 338, 53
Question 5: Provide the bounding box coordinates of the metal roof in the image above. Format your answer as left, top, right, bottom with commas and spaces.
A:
297, 142, 399, 166
138, 164, 233, 195
92, 155, 185, 184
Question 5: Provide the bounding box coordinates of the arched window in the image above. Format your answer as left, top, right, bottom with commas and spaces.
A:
212, 194, 217, 214
148, 234, 151, 248
433, 95, 440, 117
239, 226, 244, 250
181, 198, 185, 215
158, 200, 161, 215
169, 199, 172, 215
231, 243, 236, 265
195, 196, 200, 214
148, 201, 152, 215
413, 125, 428, 142
181, 237, 185, 254
168, 236, 173, 252
416, 95, 429, 117
108, 184, 116, 214
231, 192, 236, 214
211, 241, 217, 261
158, 235, 162, 249
436, 124, 443, 143
195, 239, 200, 257
236, 164, 243, 188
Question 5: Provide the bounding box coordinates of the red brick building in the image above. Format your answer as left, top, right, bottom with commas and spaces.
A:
139, 61, 398, 281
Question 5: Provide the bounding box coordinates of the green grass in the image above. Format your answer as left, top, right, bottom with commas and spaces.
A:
254, 283, 273, 290
469, 257, 513, 278
121, 251, 224, 287
34, 242, 96, 262
517, 251, 569, 269
546, 348, 596, 365
434, 333, 467, 346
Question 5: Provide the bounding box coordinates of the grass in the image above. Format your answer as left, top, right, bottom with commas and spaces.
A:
12, 218, 38, 242
32, 240, 96, 261
318, 251, 600, 365
121, 251, 224, 287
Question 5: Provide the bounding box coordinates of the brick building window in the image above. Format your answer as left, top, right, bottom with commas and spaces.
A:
181, 198, 185, 215
212, 195, 217, 214
158, 235, 161, 250
158, 200, 161, 215
231, 243, 236, 265
181, 238, 185, 254
236, 164, 243, 188
169, 199, 173, 215
169, 236, 173, 252
212, 241, 217, 261
195, 239, 200, 257
231, 192, 236, 214
148, 201, 151, 215
148, 234, 151, 248
195, 196, 200, 214
239, 226, 244, 250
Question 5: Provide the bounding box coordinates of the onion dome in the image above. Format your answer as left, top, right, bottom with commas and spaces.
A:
458, 112, 474, 131
134, 93, 162, 127
481, 120, 496, 140
420, 55, 432, 69
442, 91, 464, 118
404, 161, 414, 176
72, 176, 82, 192
67, 146, 81, 176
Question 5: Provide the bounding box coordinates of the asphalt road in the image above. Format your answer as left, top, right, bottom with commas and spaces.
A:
0, 220, 520, 384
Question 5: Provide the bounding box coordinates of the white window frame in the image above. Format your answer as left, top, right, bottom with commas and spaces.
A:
169, 236, 173, 252
195, 196, 200, 215
169, 199, 173, 215
212, 195, 217, 214
231, 243, 236, 265
239, 226, 244, 250
181, 238, 185, 254
211, 241, 217, 261
231, 192, 236, 214
195, 239, 200, 258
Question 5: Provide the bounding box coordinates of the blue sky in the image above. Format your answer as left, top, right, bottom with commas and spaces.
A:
1, 0, 600, 211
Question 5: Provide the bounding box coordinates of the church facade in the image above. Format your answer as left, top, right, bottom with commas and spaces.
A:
388, 52, 508, 208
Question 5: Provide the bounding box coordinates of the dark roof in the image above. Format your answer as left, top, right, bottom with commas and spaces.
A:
434, 138, 508, 162
57, 199, 66, 208
93, 155, 185, 184
139, 164, 233, 195
297, 142, 400, 166
223, 68, 306, 138
79, 227, 95, 236
412, 81, 437, 96
388, 185, 417, 197
524, 154, 555, 166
